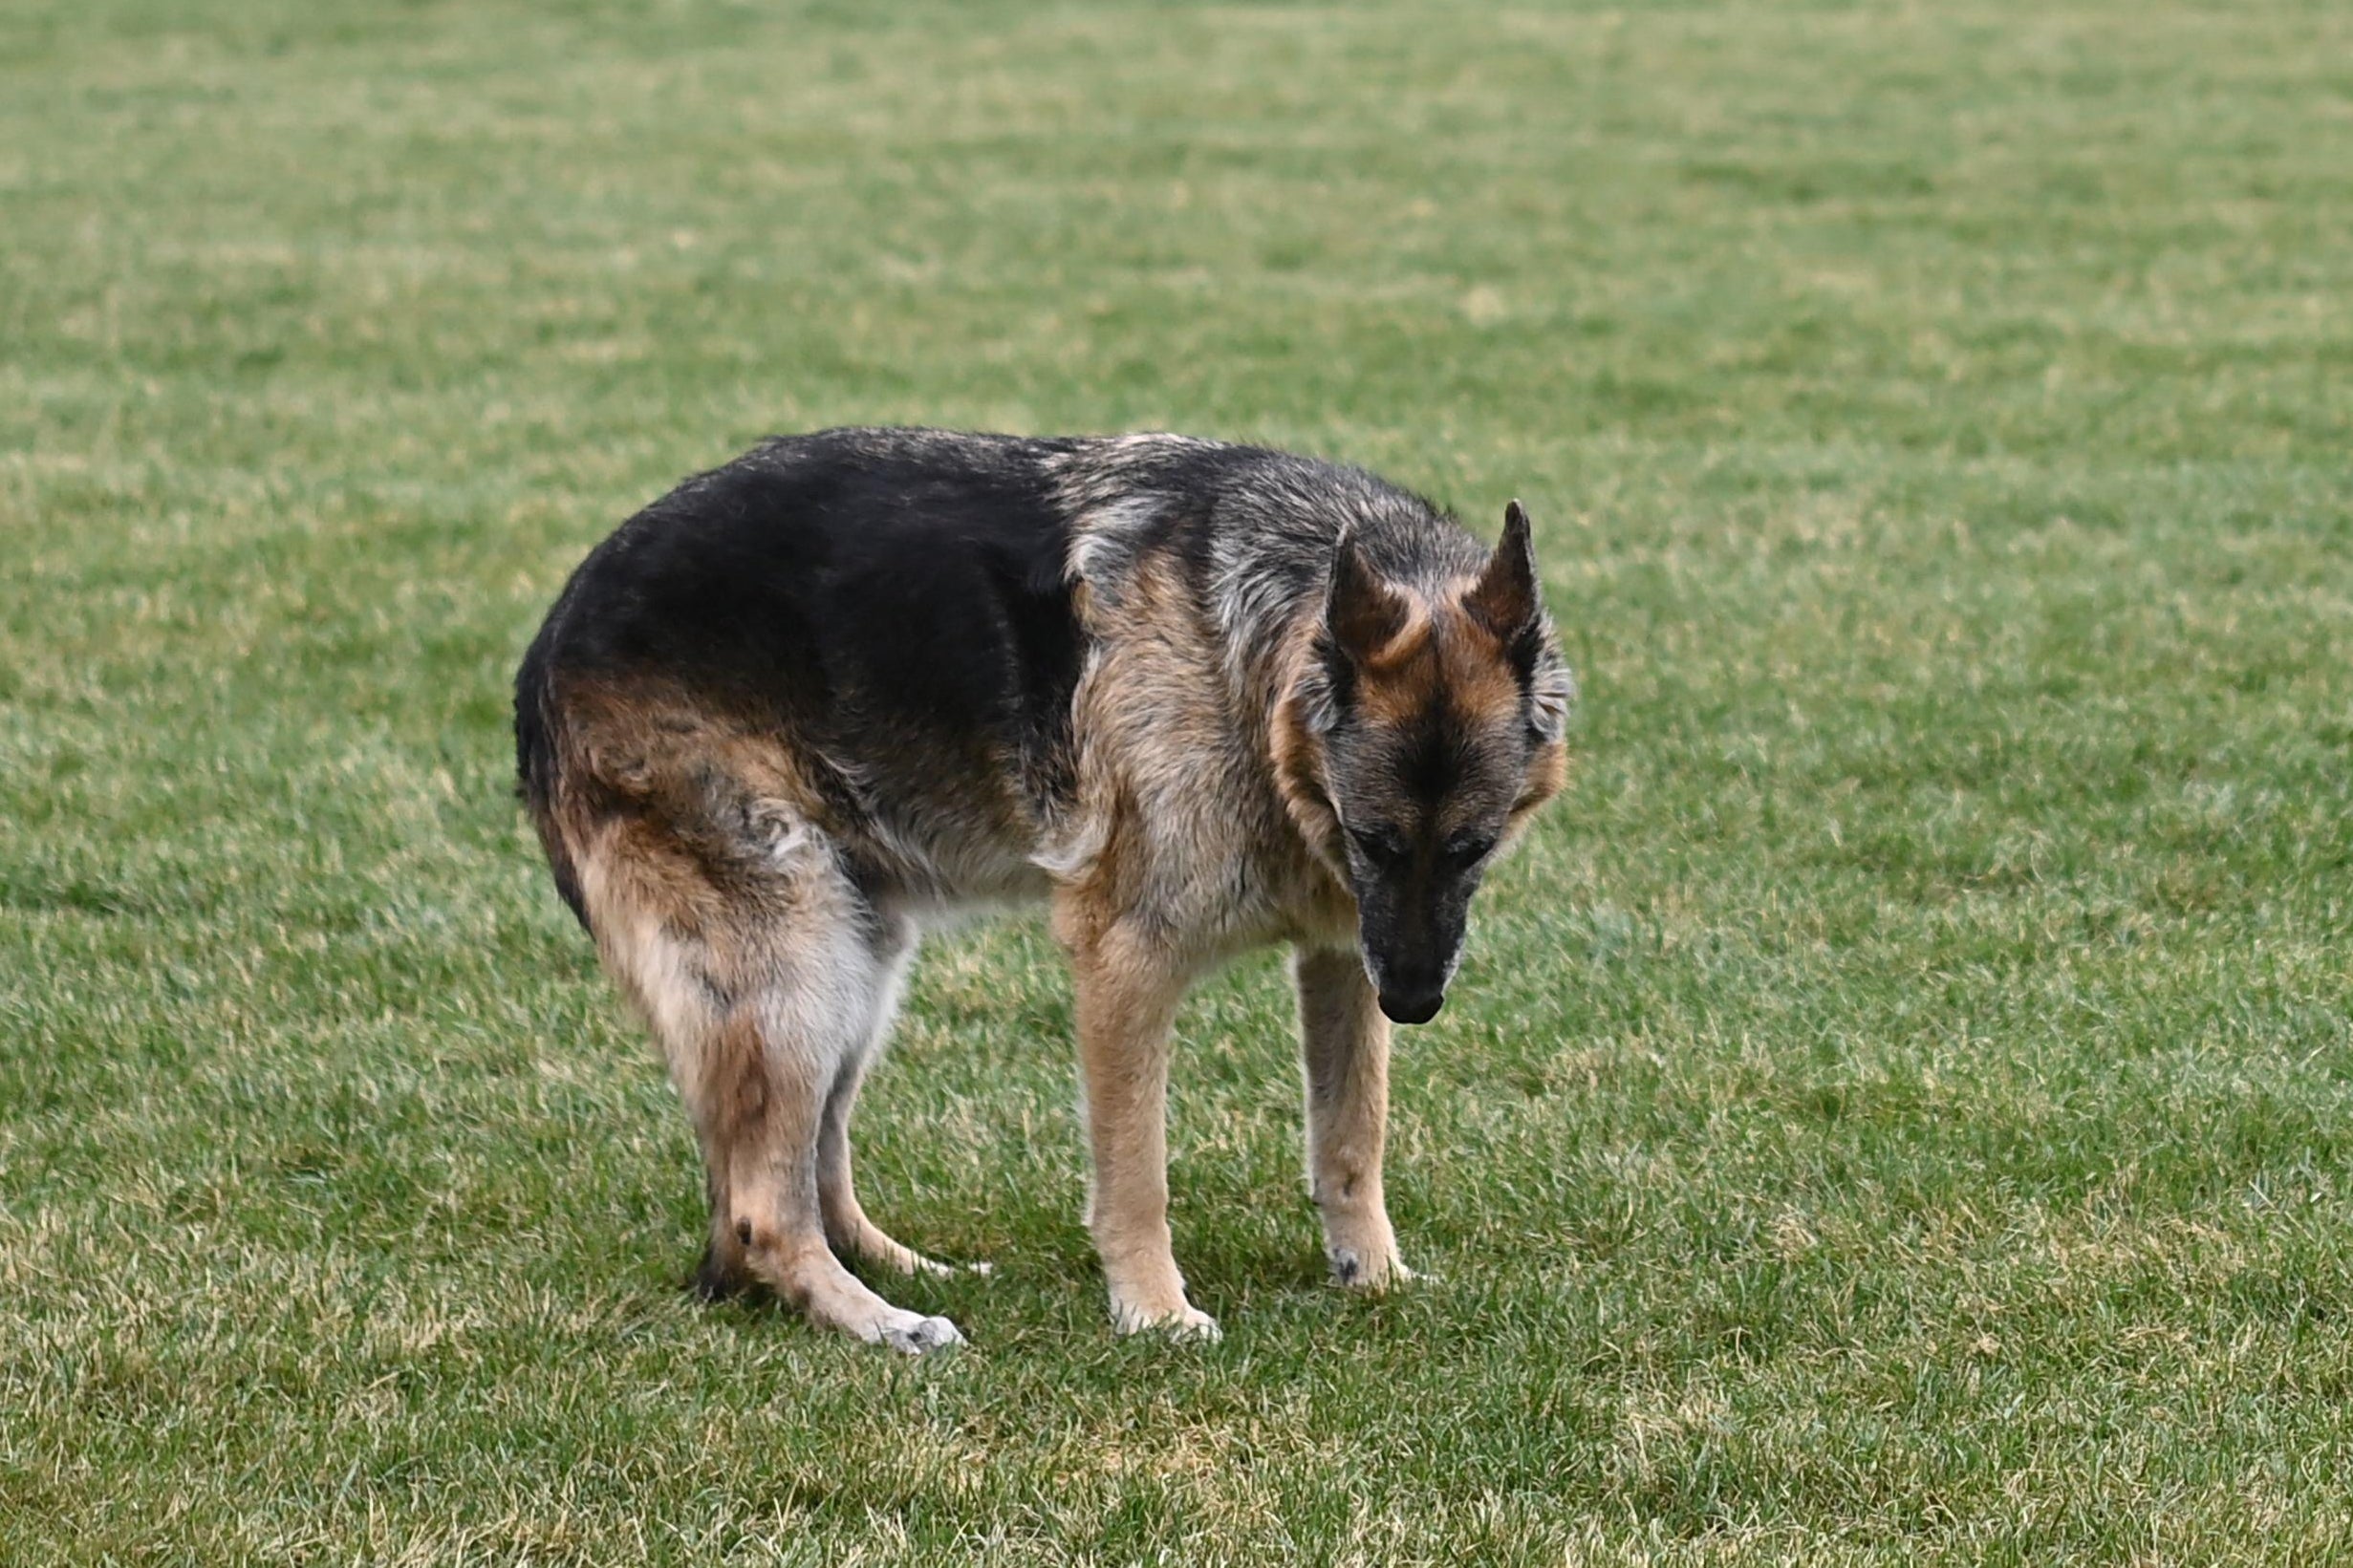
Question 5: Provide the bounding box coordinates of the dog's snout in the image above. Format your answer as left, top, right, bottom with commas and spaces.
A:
1377, 985, 1445, 1026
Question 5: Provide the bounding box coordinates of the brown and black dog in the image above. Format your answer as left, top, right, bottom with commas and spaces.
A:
515, 430, 1572, 1350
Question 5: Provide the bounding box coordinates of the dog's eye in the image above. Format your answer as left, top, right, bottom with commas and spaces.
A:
1444, 834, 1498, 866
1347, 826, 1407, 864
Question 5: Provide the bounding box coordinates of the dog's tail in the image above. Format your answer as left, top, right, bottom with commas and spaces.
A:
514, 624, 593, 934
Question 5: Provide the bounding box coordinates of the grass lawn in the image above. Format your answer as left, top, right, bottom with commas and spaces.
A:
6, 0, 2353, 1559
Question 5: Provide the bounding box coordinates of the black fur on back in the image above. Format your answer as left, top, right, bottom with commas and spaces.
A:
515, 430, 1092, 907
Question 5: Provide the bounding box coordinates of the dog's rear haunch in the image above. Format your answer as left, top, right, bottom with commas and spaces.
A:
515, 429, 1572, 1349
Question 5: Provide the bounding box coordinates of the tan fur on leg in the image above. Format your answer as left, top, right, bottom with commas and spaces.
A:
1059, 909, 1219, 1340
1294, 945, 1408, 1289
815, 948, 969, 1279
816, 1059, 952, 1277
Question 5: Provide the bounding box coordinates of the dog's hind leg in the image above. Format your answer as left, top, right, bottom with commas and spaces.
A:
1294, 944, 1409, 1290
813, 920, 970, 1279
587, 826, 961, 1354
714, 981, 962, 1352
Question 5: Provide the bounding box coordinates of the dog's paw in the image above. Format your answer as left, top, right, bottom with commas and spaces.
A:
1110, 1299, 1222, 1342
876, 1313, 965, 1355
1167, 1305, 1222, 1342
1328, 1246, 1414, 1292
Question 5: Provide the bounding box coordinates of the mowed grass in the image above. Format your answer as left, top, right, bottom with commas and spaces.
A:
4, 0, 2352, 1559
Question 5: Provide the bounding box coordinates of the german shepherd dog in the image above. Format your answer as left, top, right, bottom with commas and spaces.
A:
515, 429, 1572, 1351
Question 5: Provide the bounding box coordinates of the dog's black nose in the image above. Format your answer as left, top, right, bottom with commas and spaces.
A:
1378, 987, 1445, 1026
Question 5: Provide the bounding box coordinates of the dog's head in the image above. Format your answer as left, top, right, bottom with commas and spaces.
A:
1279, 504, 1573, 1024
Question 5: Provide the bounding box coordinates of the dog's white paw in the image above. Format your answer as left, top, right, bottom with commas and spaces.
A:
1111, 1299, 1222, 1342
1164, 1306, 1222, 1342
876, 1312, 965, 1355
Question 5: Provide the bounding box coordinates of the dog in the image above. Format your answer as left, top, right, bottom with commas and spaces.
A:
514, 428, 1572, 1351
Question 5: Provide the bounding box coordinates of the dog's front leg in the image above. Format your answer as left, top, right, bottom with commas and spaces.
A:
1060, 913, 1220, 1341
1293, 945, 1409, 1289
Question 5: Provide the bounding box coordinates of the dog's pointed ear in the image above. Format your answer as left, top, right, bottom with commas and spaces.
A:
1327, 533, 1410, 661
1465, 501, 1541, 637
1470, 503, 1574, 742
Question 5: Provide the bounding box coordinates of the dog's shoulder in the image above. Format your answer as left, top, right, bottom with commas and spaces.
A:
1049, 436, 1475, 654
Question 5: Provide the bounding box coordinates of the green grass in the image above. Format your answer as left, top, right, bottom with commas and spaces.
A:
5, 0, 2352, 1559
